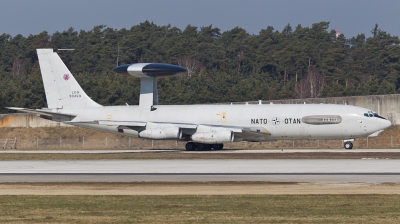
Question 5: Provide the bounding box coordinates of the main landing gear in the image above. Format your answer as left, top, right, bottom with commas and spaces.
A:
344, 141, 353, 150
185, 142, 224, 151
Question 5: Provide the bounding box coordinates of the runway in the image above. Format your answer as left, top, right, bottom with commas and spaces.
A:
1, 159, 400, 183
2, 149, 400, 153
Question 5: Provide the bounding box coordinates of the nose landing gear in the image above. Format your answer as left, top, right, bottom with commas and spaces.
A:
344, 141, 353, 150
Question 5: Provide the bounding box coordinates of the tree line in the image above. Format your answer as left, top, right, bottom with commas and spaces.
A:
0, 21, 399, 113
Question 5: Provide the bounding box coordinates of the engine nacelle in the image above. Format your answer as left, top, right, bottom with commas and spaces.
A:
139, 127, 182, 140
191, 130, 234, 143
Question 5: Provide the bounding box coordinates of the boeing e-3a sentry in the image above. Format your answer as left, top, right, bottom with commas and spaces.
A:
7, 49, 392, 150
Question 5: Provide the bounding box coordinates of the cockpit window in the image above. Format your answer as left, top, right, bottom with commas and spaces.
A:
364, 113, 372, 117
364, 111, 387, 120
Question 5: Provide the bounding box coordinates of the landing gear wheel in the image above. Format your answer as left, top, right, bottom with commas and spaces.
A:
185, 142, 197, 151
196, 143, 205, 151
197, 143, 211, 151
213, 144, 224, 150
344, 141, 353, 150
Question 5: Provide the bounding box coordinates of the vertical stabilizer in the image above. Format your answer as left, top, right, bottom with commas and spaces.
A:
37, 49, 102, 109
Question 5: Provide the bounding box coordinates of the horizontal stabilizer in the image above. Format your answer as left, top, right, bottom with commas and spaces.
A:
6, 107, 76, 121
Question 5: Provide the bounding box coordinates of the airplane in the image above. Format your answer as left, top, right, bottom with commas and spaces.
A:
7, 49, 392, 150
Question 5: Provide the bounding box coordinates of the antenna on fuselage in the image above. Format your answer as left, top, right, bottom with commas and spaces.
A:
54, 49, 75, 51
112, 63, 187, 110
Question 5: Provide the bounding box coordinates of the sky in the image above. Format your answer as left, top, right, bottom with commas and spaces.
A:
1, 0, 400, 39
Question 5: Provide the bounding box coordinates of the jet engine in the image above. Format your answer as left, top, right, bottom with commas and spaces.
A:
191, 130, 234, 143
139, 127, 182, 140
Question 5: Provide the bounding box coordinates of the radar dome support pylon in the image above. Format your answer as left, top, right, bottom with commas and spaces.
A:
140, 76, 158, 110
113, 63, 187, 110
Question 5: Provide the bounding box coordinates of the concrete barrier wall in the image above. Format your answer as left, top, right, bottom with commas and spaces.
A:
0, 113, 71, 127
2, 94, 400, 127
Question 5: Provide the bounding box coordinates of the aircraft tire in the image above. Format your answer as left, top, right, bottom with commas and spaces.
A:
213, 143, 224, 150
196, 143, 205, 151
197, 143, 211, 151
185, 142, 197, 151
344, 141, 353, 150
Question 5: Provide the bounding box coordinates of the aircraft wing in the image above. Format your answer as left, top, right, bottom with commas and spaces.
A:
96, 120, 197, 131
94, 120, 271, 141
5, 107, 76, 121
6, 108, 273, 142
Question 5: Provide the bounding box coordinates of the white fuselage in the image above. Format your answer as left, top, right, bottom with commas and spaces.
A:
60, 103, 391, 141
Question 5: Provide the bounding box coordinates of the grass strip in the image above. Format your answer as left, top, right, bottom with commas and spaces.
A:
1, 195, 400, 223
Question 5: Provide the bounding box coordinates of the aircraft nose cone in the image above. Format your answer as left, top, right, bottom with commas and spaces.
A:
383, 119, 392, 129
112, 64, 131, 76
143, 63, 187, 77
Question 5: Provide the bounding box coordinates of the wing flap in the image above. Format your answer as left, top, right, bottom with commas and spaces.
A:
234, 126, 272, 142
96, 121, 198, 131
98, 120, 147, 127
194, 124, 271, 141
241, 126, 271, 135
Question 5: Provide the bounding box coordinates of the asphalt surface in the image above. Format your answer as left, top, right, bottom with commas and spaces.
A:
1, 159, 400, 183
2, 149, 400, 153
